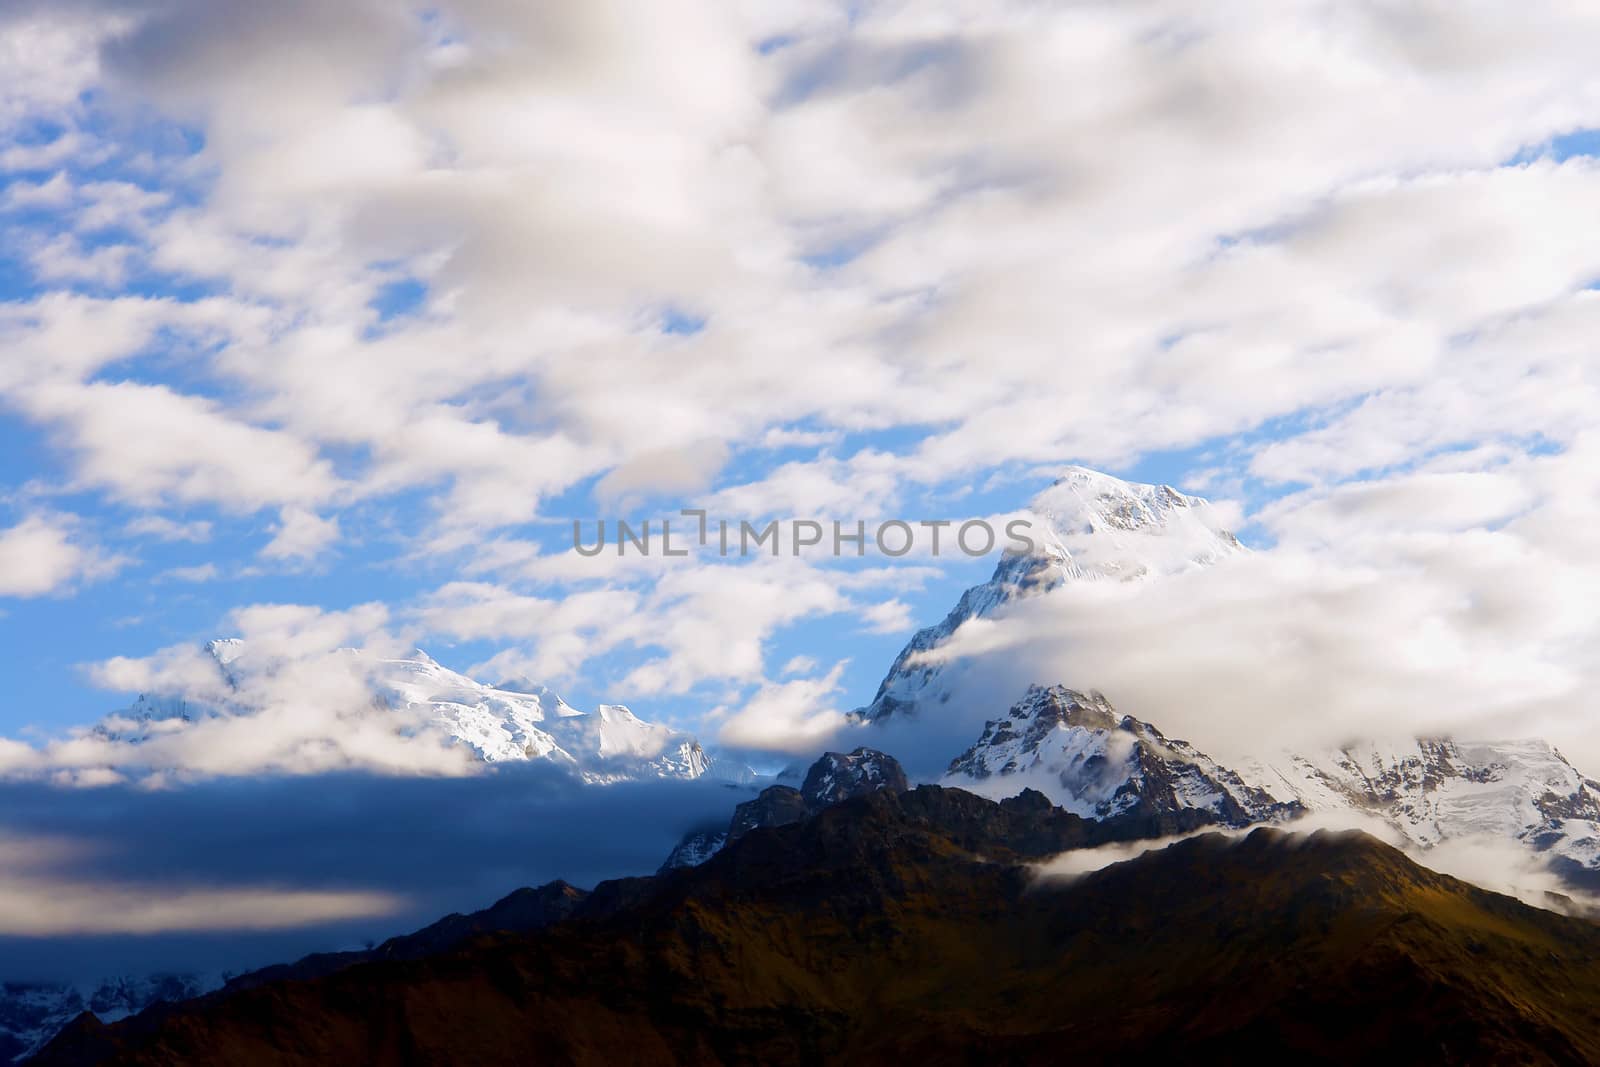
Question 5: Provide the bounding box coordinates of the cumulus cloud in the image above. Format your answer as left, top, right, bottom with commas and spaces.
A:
593, 440, 730, 508
859, 597, 913, 634
713, 660, 851, 754
23, 602, 472, 783
912, 450, 1600, 773
0, 0, 1599, 772
424, 554, 929, 698
0, 513, 122, 597
15, 380, 340, 510
261, 506, 340, 562
7, 0, 1597, 541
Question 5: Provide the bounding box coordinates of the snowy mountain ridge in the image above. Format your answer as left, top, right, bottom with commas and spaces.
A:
97, 642, 719, 785
939, 684, 1600, 888
851, 467, 1600, 890
943, 684, 1297, 826
1247, 739, 1600, 884
0, 974, 218, 1065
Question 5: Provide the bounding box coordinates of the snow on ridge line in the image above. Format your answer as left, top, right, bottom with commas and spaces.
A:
91, 641, 731, 786
940, 684, 1600, 886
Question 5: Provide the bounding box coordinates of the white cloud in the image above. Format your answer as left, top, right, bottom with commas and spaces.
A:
261, 506, 340, 562
0, 833, 400, 935
781, 654, 818, 676
127, 515, 214, 542
418, 581, 640, 684
4, 4, 1593, 534
45, 602, 477, 782
422, 559, 853, 696
14, 379, 340, 510
714, 660, 853, 754
161, 562, 220, 583
593, 440, 730, 507
1, 171, 73, 208
0, 0, 1599, 775
1030, 817, 1596, 917
1256, 470, 1538, 547
0, 513, 122, 597
914, 454, 1600, 772
859, 597, 913, 634
4, 0, 1598, 536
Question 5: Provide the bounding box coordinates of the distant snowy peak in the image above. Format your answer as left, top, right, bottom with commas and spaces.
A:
942, 685, 1600, 888
1, 973, 216, 1065
856, 467, 1242, 723
944, 685, 1294, 826
102, 643, 717, 785
1246, 739, 1600, 884
658, 829, 728, 871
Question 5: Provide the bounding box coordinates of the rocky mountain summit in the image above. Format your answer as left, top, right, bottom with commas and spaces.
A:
660, 747, 908, 871
941, 684, 1600, 888
838, 467, 1600, 892
944, 684, 1299, 826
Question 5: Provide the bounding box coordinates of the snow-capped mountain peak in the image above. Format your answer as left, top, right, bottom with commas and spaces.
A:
1, 973, 218, 1064
856, 467, 1242, 723
938, 684, 1600, 890
94, 643, 719, 785
1244, 738, 1600, 885
1027, 466, 1243, 581
202, 637, 246, 665
944, 685, 1295, 825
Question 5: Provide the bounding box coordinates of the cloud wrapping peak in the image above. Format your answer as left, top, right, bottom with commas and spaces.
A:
0, 0, 1599, 771
916, 451, 1600, 773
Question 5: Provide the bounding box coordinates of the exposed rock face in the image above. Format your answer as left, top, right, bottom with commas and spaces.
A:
727, 786, 810, 842
944, 685, 1300, 826
1246, 738, 1600, 886
800, 748, 912, 808
660, 748, 908, 870
943, 685, 1600, 890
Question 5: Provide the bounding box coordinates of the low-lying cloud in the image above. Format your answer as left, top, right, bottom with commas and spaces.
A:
0, 765, 747, 982
1032, 813, 1599, 919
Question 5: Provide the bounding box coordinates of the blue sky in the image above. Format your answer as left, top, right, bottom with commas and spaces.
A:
4, 0, 1600, 981
1, 0, 1599, 774
0, 92, 1283, 739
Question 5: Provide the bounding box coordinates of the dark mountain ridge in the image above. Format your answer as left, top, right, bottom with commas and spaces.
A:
34, 783, 1600, 1065
660, 746, 910, 871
